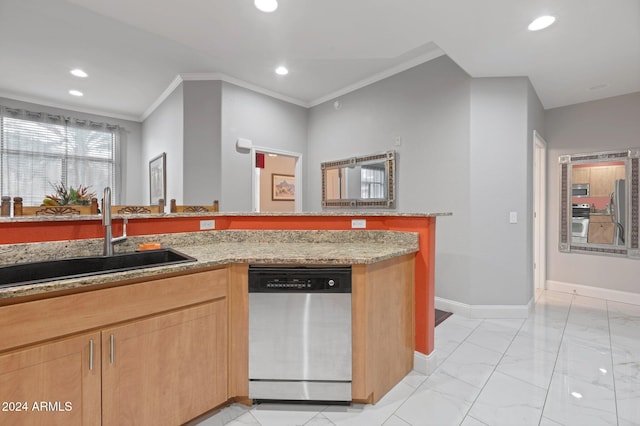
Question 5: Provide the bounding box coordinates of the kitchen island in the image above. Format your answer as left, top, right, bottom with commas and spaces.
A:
0, 229, 421, 425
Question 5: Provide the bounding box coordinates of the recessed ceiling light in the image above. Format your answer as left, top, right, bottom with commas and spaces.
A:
70, 69, 88, 78
69, 89, 83, 97
255, 0, 277, 13
275, 66, 289, 76
528, 15, 556, 31
570, 391, 583, 399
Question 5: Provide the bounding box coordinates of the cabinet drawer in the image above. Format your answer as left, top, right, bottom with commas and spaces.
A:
0, 268, 227, 352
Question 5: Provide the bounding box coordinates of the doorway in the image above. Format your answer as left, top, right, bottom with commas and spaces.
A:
533, 130, 547, 295
251, 146, 302, 213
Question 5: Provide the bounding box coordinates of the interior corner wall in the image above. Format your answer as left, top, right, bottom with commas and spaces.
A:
142, 83, 184, 208
220, 82, 308, 212
183, 80, 222, 205
469, 77, 533, 305
0, 96, 143, 204
545, 92, 640, 294
306, 55, 473, 305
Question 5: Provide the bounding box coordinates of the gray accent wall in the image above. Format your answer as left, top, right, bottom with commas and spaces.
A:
220, 82, 308, 212
469, 78, 543, 305
545, 92, 640, 294
141, 83, 183, 207
183, 81, 222, 205
307, 56, 542, 307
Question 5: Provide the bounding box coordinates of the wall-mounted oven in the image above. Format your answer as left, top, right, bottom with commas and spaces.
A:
572, 203, 590, 243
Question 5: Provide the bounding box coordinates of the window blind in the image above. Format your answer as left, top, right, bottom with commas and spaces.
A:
361, 166, 385, 199
0, 107, 120, 207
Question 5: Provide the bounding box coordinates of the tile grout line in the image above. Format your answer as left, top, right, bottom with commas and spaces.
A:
458, 314, 536, 425
605, 300, 620, 426
536, 293, 574, 426
389, 318, 485, 425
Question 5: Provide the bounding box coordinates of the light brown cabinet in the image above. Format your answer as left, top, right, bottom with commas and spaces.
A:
572, 167, 590, 184
587, 165, 625, 197
0, 332, 101, 426
102, 301, 227, 426
588, 214, 615, 244
352, 254, 415, 404
0, 268, 228, 425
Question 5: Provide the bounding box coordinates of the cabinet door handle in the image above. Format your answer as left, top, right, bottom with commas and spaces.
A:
89, 339, 94, 371
110, 334, 115, 365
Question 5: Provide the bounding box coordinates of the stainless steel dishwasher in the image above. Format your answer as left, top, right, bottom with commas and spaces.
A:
248, 265, 352, 402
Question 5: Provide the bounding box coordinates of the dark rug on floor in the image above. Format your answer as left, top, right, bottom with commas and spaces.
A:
435, 309, 453, 327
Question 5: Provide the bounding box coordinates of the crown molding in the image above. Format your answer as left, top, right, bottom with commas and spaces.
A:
0, 90, 140, 122
139, 74, 185, 121
140, 48, 446, 119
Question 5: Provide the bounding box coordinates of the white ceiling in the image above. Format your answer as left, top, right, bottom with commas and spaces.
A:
1, 0, 638, 121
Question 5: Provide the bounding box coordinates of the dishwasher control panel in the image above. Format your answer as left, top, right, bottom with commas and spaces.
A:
248, 266, 351, 293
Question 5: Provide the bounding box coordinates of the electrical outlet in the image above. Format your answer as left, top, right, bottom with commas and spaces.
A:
509, 212, 518, 224
200, 220, 215, 230
351, 219, 366, 229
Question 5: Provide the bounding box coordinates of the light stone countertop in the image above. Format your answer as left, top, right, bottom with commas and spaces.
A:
0, 211, 451, 223
0, 230, 418, 300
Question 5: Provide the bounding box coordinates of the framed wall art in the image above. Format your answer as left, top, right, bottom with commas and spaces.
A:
272, 174, 295, 201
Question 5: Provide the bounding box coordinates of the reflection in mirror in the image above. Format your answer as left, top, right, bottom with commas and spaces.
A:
559, 149, 640, 258
322, 151, 395, 209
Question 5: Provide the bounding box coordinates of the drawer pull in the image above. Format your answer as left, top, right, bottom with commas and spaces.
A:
110, 334, 115, 364
89, 339, 94, 371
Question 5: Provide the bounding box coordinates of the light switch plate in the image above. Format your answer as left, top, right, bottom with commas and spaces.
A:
200, 220, 215, 230
351, 219, 367, 229
509, 212, 518, 224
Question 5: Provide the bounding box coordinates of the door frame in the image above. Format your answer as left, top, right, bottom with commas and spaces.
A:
250, 146, 303, 212
533, 130, 547, 291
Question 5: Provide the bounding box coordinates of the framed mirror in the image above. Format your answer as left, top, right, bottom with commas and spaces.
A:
559, 148, 639, 257
321, 151, 396, 209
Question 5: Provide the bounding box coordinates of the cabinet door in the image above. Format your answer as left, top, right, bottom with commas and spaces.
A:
102, 300, 227, 426
588, 221, 615, 244
0, 332, 101, 426
590, 166, 616, 197
572, 167, 590, 184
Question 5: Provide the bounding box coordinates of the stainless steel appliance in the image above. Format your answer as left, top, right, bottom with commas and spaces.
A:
612, 179, 626, 245
248, 266, 352, 402
572, 183, 590, 198
572, 203, 590, 243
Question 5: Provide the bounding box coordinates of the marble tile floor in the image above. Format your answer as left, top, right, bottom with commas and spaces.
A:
194, 290, 640, 426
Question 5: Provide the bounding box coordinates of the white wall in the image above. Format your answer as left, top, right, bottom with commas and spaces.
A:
141, 84, 183, 207
545, 92, 640, 294
220, 82, 307, 212
0, 96, 143, 204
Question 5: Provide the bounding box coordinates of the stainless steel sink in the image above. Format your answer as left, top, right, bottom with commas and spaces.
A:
0, 248, 196, 289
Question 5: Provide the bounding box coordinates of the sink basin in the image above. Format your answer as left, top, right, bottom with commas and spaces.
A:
0, 248, 196, 289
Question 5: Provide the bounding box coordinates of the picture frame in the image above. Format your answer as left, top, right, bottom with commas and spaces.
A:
272, 174, 295, 201
149, 152, 166, 205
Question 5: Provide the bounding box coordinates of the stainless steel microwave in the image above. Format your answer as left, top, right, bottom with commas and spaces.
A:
572, 183, 590, 197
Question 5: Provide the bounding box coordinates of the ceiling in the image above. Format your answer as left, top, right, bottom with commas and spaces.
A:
1, 0, 638, 121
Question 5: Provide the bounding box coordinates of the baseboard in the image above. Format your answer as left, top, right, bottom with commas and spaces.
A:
435, 296, 533, 319
414, 350, 437, 375
546, 280, 640, 306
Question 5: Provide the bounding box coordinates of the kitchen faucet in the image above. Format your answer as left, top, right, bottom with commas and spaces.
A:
103, 187, 127, 256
